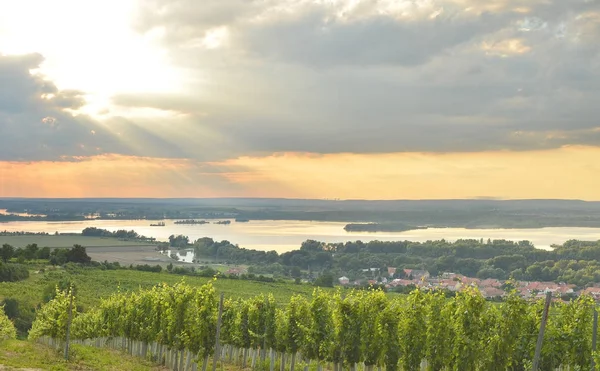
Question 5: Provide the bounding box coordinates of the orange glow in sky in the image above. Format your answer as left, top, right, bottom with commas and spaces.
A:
1, 146, 599, 200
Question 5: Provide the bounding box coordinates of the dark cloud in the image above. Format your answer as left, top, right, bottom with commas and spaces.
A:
128, 0, 600, 154
4, 0, 600, 162
235, 11, 511, 67
0, 54, 105, 160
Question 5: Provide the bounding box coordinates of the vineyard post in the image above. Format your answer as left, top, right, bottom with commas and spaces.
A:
212, 292, 224, 371
592, 309, 598, 371
262, 296, 268, 363
532, 292, 552, 371
64, 285, 74, 361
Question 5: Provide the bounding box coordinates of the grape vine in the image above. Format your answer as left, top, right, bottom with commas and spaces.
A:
28, 280, 598, 371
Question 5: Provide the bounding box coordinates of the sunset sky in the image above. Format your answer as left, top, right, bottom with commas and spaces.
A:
1, 0, 599, 199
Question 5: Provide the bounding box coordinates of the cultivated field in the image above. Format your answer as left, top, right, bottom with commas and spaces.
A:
0, 235, 170, 266
0, 268, 322, 311
0, 235, 152, 248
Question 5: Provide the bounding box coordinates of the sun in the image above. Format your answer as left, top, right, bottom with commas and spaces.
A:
0, 0, 184, 116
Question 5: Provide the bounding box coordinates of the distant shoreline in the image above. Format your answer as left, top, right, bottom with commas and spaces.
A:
4, 216, 600, 230
3, 198, 600, 229
344, 223, 428, 233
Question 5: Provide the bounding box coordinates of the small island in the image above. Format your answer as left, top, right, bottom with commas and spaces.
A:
149, 221, 165, 227
235, 218, 250, 222
343, 222, 427, 232
214, 220, 232, 225
174, 220, 209, 225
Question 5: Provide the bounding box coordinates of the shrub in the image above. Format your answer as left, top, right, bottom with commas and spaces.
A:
0, 263, 29, 282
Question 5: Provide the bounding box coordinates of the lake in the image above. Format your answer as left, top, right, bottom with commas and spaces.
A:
1, 219, 599, 252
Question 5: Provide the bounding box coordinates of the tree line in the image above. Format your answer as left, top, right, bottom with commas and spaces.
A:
81, 227, 155, 242
1, 243, 91, 267
189, 237, 600, 287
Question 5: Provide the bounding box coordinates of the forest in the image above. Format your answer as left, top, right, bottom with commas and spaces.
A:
192, 238, 600, 287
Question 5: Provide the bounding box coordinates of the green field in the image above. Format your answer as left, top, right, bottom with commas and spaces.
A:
0, 267, 325, 312
0, 235, 154, 248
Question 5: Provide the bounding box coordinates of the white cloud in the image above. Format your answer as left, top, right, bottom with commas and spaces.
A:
0, 0, 184, 114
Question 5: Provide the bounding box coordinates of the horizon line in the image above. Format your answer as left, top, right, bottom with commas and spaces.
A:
0, 197, 596, 202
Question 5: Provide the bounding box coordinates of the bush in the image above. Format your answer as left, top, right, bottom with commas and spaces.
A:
135, 264, 162, 273
0, 263, 29, 282
313, 273, 334, 287
66, 245, 91, 264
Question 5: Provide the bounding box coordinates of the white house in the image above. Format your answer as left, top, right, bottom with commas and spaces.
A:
339, 276, 350, 285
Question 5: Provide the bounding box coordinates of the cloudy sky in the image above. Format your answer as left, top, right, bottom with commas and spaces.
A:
0, 0, 599, 199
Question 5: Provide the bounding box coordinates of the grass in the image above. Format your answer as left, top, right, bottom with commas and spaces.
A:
0, 339, 166, 370
0, 235, 154, 249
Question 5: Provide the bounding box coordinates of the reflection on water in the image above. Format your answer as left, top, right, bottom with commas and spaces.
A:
162, 249, 195, 263
0, 209, 46, 217
0, 218, 599, 252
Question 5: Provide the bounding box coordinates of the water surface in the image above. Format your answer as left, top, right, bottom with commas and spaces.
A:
2, 219, 599, 252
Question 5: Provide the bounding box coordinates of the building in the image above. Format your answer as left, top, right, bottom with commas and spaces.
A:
225, 267, 247, 275
404, 269, 430, 280
582, 287, 600, 300
481, 287, 505, 298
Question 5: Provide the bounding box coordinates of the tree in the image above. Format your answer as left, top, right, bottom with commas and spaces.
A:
314, 273, 334, 288
49, 248, 68, 265
300, 240, 324, 252
0, 244, 14, 263
169, 234, 189, 248
290, 266, 302, 278
66, 245, 91, 264
36, 246, 51, 260
24, 244, 38, 260
0, 264, 29, 282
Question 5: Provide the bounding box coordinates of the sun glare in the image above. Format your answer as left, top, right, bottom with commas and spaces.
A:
0, 0, 184, 116
203, 27, 230, 49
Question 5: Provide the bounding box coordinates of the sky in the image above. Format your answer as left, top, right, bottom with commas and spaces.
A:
0, 0, 599, 199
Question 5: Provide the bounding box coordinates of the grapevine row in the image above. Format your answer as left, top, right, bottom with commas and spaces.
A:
29, 280, 597, 370
0, 304, 16, 341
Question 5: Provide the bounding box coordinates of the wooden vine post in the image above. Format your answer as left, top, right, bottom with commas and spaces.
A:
532, 292, 552, 371
64, 285, 75, 361
212, 293, 224, 371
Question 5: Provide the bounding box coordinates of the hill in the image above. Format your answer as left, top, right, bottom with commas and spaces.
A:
3, 198, 600, 228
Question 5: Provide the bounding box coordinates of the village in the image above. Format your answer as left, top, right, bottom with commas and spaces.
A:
338, 267, 600, 301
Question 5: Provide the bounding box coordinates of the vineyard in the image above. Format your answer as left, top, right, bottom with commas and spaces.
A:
27, 279, 599, 371
0, 305, 16, 341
